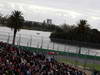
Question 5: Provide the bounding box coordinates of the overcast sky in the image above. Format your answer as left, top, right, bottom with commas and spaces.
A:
0, 0, 100, 29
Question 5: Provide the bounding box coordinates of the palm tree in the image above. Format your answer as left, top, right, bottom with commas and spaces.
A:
77, 20, 90, 54
7, 10, 24, 45
77, 19, 90, 33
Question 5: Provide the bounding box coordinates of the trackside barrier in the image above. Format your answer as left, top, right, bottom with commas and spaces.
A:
16, 45, 100, 60
0, 32, 100, 71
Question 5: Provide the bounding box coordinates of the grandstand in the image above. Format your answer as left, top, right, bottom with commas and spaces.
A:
0, 41, 87, 75
0, 31, 100, 75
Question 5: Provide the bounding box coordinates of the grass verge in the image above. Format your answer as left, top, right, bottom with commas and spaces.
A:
57, 58, 100, 71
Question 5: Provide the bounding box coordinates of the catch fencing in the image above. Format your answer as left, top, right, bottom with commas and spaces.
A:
0, 31, 100, 71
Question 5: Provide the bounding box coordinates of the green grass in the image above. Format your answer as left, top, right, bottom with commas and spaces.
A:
57, 58, 100, 71
16, 45, 100, 71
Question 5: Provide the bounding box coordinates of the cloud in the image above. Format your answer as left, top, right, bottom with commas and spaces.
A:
0, 0, 100, 29
91, 16, 100, 20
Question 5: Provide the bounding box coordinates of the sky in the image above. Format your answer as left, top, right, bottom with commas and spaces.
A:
0, 0, 100, 29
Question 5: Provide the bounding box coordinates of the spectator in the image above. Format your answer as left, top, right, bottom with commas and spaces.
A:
0, 42, 86, 75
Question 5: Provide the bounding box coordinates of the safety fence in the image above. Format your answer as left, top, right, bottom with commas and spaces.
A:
0, 31, 100, 71
15, 45, 100, 71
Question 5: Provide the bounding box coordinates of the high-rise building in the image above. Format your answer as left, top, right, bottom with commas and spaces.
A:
47, 19, 52, 24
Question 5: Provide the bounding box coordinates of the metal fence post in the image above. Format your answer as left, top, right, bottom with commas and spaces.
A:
57, 44, 59, 51
27, 41, 29, 47
30, 35, 32, 47
19, 34, 21, 46
64, 44, 66, 52
47, 43, 49, 49
53, 42, 54, 50
37, 42, 39, 48
7, 33, 10, 44
40, 36, 43, 48
17, 34, 21, 46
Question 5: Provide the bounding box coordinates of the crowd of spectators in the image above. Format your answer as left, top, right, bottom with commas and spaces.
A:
0, 41, 86, 75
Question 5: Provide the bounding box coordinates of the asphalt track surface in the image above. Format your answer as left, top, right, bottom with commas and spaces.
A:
55, 55, 100, 65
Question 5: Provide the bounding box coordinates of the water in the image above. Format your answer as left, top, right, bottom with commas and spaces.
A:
0, 27, 100, 56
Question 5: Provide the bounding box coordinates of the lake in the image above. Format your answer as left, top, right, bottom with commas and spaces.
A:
0, 27, 100, 56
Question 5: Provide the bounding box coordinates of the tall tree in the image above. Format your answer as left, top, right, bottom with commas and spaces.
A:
77, 19, 90, 33
0, 16, 8, 25
7, 10, 24, 45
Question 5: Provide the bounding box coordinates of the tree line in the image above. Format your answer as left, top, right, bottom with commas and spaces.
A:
0, 10, 24, 45
0, 12, 60, 32
23, 20, 60, 32
0, 10, 60, 45
0, 10, 100, 48
50, 20, 100, 48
